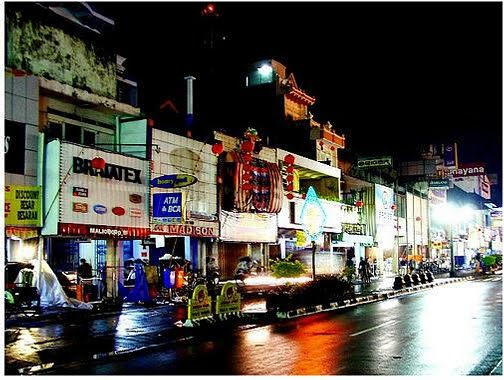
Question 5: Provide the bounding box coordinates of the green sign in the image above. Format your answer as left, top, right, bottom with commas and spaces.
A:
187, 284, 212, 320
216, 282, 241, 314
357, 157, 393, 169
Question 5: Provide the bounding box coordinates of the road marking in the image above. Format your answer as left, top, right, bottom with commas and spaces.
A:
350, 319, 398, 337
489, 359, 502, 375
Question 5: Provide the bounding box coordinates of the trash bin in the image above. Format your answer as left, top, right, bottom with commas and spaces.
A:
163, 268, 173, 288
76, 284, 84, 301
175, 268, 184, 289
454, 256, 465, 267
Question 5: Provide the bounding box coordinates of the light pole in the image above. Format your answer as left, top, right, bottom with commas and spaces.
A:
449, 221, 456, 277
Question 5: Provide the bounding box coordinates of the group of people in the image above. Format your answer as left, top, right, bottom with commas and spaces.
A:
358, 257, 373, 284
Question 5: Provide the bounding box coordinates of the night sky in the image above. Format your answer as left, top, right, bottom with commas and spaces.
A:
95, 1, 502, 203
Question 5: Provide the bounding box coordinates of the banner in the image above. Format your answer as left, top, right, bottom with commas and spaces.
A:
5, 185, 42, 227
220, 210, 277, 242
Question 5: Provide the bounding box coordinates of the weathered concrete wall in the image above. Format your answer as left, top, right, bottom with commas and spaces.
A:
6, 10, 116, 99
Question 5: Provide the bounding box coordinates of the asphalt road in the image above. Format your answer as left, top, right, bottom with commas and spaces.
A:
7, 275, 501, 375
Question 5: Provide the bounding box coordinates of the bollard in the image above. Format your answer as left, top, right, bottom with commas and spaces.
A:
411, 273, 420, 285
393, 276, 404, 290
425, 270, 434, 283
403, 274, 412, 287
418, 271, 427, 284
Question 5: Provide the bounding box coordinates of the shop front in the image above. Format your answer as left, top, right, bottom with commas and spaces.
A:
149, 130, 220, 276
219, 210, 278, 279
41, 140, 151, 301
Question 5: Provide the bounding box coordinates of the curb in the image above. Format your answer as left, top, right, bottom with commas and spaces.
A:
178, 312, 246, 328
273, 276, 474, 320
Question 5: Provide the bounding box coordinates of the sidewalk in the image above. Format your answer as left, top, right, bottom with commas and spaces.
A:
4, 268, 484, 327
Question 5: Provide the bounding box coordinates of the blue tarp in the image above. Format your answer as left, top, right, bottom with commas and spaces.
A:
123, 263, 151, 303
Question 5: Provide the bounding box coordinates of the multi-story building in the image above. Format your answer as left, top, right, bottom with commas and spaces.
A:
5, 3, 150, 302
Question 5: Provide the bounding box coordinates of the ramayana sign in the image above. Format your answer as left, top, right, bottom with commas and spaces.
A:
444, 163, 486, 177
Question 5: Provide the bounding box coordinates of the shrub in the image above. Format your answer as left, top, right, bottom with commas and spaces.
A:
340, 266, 357, 283
482, 255, 497, 267
266, 274, 355, 312
269, 255, 306, 278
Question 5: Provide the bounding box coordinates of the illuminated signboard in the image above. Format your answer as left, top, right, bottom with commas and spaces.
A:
5, 185, 42, 227
300, 186, 326, 241
151, 174, 198, 188
153, 193, 183, 223
58, 142, 150, 229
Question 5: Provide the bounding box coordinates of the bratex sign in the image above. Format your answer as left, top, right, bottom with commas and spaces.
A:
59, 142, 150, 228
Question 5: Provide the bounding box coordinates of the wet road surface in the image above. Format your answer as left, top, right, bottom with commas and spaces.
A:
5, 276, 502, 375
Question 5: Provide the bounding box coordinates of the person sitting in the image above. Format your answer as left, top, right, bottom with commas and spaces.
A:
77, 259, 93, 282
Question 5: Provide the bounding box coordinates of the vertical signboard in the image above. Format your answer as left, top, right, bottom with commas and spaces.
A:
5, 185, 42, 227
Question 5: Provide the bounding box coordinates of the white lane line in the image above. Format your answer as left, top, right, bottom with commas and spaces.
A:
350, 319, 398, 337
489, 359, 502, 375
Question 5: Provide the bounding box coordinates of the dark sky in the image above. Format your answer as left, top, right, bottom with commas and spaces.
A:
95, 1, 502, 198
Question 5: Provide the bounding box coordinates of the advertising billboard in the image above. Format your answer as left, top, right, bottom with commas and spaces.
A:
58, 142, 150, 229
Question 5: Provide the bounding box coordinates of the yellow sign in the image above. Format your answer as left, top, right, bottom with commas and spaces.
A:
5, 185, 42, 227
216, 282, 241, 314
187, 284, 212, 320
296, 230, 307, 247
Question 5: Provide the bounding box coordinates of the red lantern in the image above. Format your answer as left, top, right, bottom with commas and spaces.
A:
319, 141, 324, 147
242, 183, 252, 191
91, 157, 106, 170
284, 154, 295, 165
211, 141, 224, 155
243, 163, 253, 172
391, 204, 397, 210
241, 140, 255, 153
302, 193, 306, 199
147, 118, 155, 127
286, 193, 294, 200
330, 146, 335, 151
243, 153, 253, 162
286, 184, 294, 192
286, 174, 294, 182
355, 200, 364, 208
242, 173, 252, 181
286, 166, 294, 173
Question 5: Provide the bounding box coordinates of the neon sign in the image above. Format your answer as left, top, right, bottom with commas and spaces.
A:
300, 186, 326, 241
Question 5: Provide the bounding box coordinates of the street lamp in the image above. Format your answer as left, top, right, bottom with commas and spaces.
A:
432, 203, 474, 277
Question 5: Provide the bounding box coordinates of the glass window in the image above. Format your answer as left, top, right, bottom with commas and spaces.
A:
83, 129, 96, 146
65, 123, 81, 143
46, 122, 63, 141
